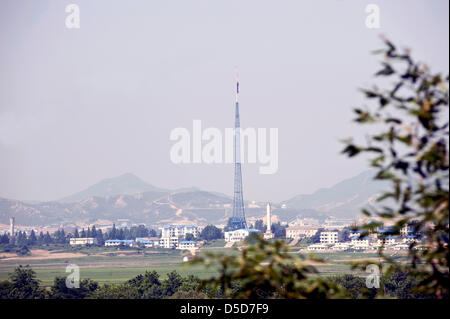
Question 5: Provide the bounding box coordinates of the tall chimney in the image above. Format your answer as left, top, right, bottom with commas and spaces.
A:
264, 203, 274, 239
10, 217, 15, 238
266, 203, 272, 232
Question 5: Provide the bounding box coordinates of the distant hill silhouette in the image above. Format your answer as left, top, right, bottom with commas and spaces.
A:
59, 173, 169, 203
282, 170, 387, 217
0, 170, 386, 226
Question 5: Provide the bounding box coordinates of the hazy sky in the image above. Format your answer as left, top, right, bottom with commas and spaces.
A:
0, 0, 448, 202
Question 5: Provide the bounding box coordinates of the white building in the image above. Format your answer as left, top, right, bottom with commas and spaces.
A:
320, 231, 339, 244
177, 241, 197, 250
263, 203, 274, 240
104, 239, 134, 247
377, 236, 397, 246
159, 236, 179, 248
286, 226, 318, 239
158, 225, 199, 248
348, 230, 362, 239
70, 237, 98, 246
394, 243, 410, 250
224, 228, 260, 242
332, 243, 351, 251
351, 237, 370, 249
161, 225, 199, 239
402, 236, 420, 244
307, 244, 329, 251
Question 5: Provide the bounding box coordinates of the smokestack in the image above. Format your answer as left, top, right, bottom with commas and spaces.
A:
264, 203, 274, 239
266, 203, 272, 231
10, 217, 15, 237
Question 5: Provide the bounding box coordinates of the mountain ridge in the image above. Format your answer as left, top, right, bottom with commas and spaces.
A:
282, 170, 386, 217
0, 170, 386, 226
58, 173, 169, 203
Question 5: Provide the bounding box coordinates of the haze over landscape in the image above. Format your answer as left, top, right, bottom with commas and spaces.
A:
0, 1, 448, 305
0, 0, 448, 204
0, 170, 385, 226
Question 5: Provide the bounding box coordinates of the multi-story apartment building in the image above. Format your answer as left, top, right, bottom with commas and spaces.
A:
161, 225, 199, 239
159, 236, 179, 249
319, 231, 339, 244
286, 226, 318, 239
158, 225, 200, 249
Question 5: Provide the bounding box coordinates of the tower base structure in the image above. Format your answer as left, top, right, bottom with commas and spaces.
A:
229, 217, 247, 231
264, 232, 274, 240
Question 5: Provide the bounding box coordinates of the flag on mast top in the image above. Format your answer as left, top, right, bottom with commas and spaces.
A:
236, 70, 239, 102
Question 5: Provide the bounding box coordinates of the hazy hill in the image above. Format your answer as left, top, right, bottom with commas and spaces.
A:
0, 190, 232, 227
0, 170, 387, 227
282, 170, 387, 217
59, 173, 169, 203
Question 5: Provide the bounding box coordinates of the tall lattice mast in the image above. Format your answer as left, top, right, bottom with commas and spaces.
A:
230, 72, 247, 230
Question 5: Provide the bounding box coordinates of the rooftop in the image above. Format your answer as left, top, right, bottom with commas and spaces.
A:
105, 239, 134, 243
163, 225, 197, 229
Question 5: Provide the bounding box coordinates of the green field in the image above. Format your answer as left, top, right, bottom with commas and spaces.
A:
0, 248, 217, 286
0, 244, 408, 287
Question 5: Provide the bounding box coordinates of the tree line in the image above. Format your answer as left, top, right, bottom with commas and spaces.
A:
0, 265, 206, 299
0, 224, 157, 249
0, 264, 432, 299
0, 224, 226, 252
